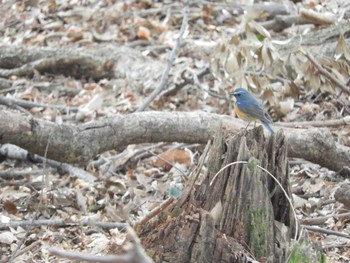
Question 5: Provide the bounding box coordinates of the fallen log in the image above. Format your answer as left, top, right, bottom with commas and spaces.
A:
0, 109, 348, 173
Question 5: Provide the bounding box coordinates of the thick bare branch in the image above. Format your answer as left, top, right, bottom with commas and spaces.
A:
0, 45, 163, 81
0, 109, 348, 172
0, 109, 222, 164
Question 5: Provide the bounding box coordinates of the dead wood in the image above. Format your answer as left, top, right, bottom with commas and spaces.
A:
261, 15, 310, 32
247, 2, 291, 18
190, 19, 350, 60
0, 219, 126, 231
0, 144, 96, 183
0, 44, 163, 81
299, 7, 336, 25
47, 226, 153, 263
334, 184, 350, 209
301, 212, 350, 226
0, 109, 220, 164
0, 78, 12, 90
301, 225, 350, 239
276, 20, 350, 57
139, 127, 294, 263
205, 2, 291, 18
0, 96, 79, 112
0, 109, 348, 173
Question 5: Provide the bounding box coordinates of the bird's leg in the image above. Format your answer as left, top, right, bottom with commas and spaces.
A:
253, 121, 257, 128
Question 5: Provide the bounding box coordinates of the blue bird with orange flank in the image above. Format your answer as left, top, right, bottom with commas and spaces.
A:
231, 88, 274, 133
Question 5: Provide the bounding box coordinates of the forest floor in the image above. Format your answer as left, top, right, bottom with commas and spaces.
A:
0, 0, 350, 262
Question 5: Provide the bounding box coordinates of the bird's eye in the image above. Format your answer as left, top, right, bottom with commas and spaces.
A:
235, 93, 241, 97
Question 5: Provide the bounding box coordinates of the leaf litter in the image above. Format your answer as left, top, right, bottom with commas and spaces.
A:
0, 0, 350, 262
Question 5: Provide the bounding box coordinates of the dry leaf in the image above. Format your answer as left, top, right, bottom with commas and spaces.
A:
225, 51, 240, 75
84, 83, 98, 91
292, 194, 307, 209
3, 199, 17, 215
137, 26, 151, 40
249, 20, 271, 39
26, 33, 46, 45
152, 149, 191, 170
76, 94, 103, 120
278, 98, 294, 116
289, 81, 301, 98
86, 233, 110, 254
0, 231, 17, 245
67, 26, 83, 41
335, 34, 350, 61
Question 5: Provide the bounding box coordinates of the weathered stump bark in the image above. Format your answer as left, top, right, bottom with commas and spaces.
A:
140, 126, 294, 263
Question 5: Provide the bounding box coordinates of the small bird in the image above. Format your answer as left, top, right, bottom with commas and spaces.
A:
231, 88, 274, 133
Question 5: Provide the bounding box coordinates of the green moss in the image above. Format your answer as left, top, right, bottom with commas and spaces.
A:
247, 157, 258, 174
288, 245, 311, 263
247, 209, 268, 259
288, 240, 326, 263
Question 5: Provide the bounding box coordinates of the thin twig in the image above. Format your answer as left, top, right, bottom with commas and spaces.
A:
47, 247, 134, 263
147, 150, 188, 180
302, 225, 350, 239
275, 116, 350, 128
136, 3, 189, 112
0, 144, 96, 183
0, 219, 126, 231
189, 68, 226, 100
0, 168, 56, 180
245, 70, 291, 84
125, 226, 154, 263
160, 69, 193, 97
0, 96, 79, 112
134, 197, 175, 227
0, 240, 41, 263
301, 212, 350, 226
47, 225, 153, 263
129, 142, 171, 163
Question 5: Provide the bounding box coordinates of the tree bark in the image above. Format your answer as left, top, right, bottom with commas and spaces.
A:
0, 109, 348, 173
140, 127, 294, 262
0, 44, 163, 81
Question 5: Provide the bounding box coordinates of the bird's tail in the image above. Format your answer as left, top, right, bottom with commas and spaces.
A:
261, 121, 274, 133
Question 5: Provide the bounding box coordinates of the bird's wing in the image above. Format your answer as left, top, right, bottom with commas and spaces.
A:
238, 101, 272, 124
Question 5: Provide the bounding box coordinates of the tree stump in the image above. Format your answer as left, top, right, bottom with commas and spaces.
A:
140, 126, 295, 262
